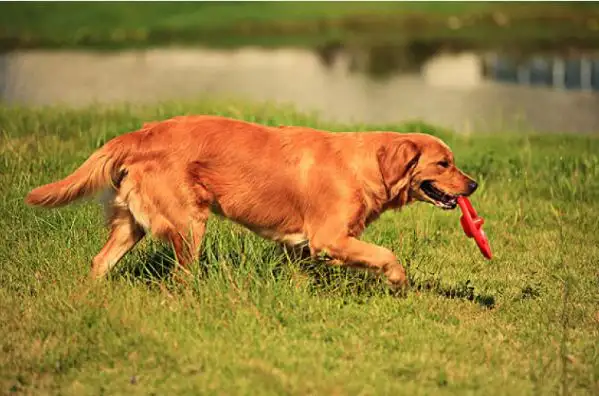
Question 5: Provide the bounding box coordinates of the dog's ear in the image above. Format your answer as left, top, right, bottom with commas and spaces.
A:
377, 139, 420, 189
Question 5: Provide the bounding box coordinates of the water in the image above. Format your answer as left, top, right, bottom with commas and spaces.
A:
1, 46, 599, 134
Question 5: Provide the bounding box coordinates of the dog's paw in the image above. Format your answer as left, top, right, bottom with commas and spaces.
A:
385, 265, 409, 297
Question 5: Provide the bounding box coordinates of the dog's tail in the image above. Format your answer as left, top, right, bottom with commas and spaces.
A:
25, 135, 133, 208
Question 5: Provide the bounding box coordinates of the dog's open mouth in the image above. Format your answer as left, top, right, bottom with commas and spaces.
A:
420, 181, 457, 210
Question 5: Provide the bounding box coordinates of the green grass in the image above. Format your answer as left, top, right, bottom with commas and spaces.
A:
1, 100, 598, 395
2, 2, 599, 51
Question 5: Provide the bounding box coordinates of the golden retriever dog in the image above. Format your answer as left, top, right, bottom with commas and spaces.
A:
25, 115, 478, 289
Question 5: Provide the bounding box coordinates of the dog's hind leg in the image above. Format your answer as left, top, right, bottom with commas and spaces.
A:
166, 220, 206, 275
91, 204, 145, 279
152, 205, 210, 280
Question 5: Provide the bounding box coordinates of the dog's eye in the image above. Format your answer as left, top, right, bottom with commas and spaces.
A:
437, 160, 450, 168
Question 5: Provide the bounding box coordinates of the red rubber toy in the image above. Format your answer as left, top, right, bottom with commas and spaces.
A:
457, 196, 492, 260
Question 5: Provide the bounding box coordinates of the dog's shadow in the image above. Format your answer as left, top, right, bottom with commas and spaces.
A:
118, 244, 496, 309
409, 276, 496, 308
118, 245, 178, 283
292, 260, 496, 309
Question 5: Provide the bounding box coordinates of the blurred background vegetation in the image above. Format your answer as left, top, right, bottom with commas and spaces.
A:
1, 2, 599, 50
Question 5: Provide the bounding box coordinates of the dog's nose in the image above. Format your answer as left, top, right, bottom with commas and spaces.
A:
468, 180, 478, 194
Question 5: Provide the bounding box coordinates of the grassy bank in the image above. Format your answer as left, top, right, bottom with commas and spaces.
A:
2, 2, 599, 51
1, 100, 598, 395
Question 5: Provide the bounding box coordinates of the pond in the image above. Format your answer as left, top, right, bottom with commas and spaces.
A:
1, 44, 599, 134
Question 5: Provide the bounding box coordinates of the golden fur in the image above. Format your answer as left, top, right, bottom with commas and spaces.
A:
25, 115, 477, 288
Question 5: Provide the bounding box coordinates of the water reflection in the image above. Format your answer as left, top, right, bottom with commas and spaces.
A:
1, 46, 599, 133
316, 41, 599, 91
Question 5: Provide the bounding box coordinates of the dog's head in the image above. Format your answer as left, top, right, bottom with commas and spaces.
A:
377, 134, 477, 210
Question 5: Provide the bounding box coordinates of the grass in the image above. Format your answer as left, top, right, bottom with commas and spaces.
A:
1, 99, 598, 395
2, 2, 599, 51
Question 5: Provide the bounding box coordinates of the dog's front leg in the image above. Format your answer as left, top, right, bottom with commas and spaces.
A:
309, 234, 408, 290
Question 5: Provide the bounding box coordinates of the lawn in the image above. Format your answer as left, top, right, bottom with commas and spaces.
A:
1, 100, 598, 395
1, 2, 599, 50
